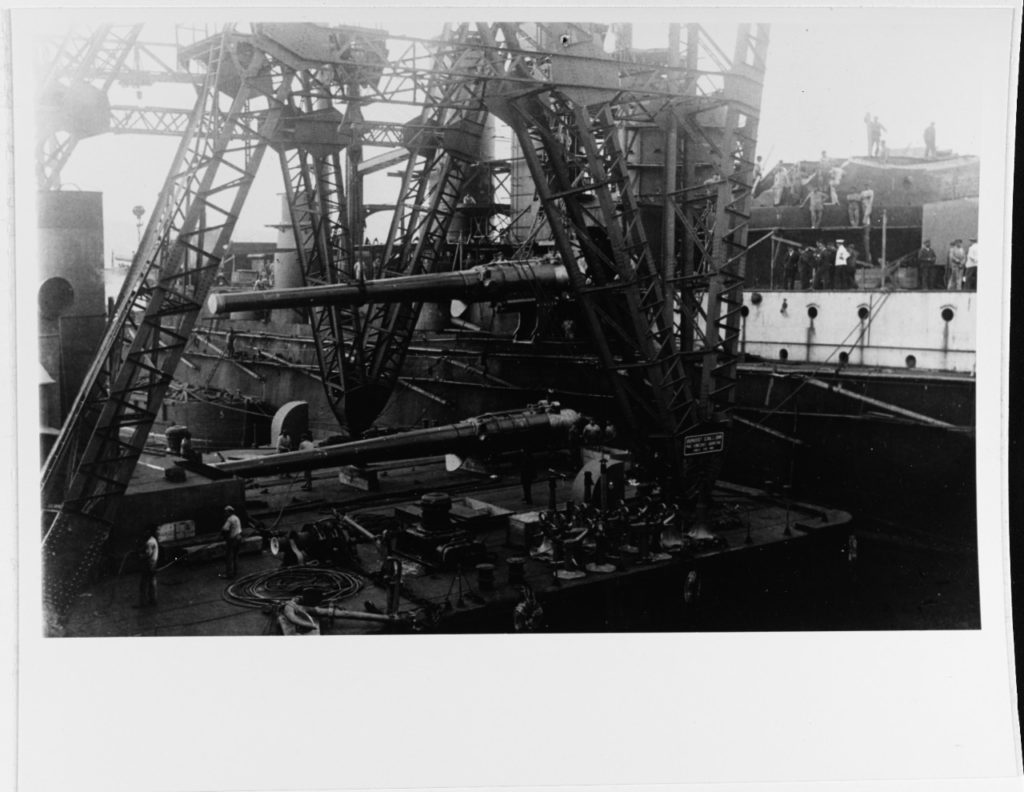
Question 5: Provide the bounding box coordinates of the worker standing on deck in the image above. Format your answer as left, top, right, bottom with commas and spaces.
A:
845, 190, 862, 226
752, 155, 764, 190
567, 415, 583, 468
788, 164, 807, 206
806, 187, 825, 230
783, 245, 800, 289
254, 274, 270, 322
817, 240, 837, 290
917, 240, 939, 289
220, 505, 243, 580
845, 243, 862, 290
860, 186, 875, 227
812, 241, 828, 289
964, 238, 978, 290
582, 417, 603, 446
924, 122, 937, 158
798, 245, 816, 290
276, 430, 293, 477
947, 239, 966, 290
519, 449, 536, 505
817, 151, 830, 190
834, 239, 851, 290
864, 112, 873, 156
827, 163, 844, 205
137, 526, 159, 608
299, 431, 315, 491
770, 162, 787, 206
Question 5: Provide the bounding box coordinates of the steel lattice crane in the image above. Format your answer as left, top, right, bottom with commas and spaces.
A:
474, 22, 770, 493
36, 24, 144, 189
38, 24, 368, 627
340, 23, 499, 435
38, 21, 769, 628
36, 21, 497, 626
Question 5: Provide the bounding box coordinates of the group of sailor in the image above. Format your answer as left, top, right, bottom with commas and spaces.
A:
781, 239, 862, 291
779, 236, 978, 292
917, 238, 978, 291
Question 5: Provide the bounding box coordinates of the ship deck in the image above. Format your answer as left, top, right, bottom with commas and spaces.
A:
63, 449, 871, 637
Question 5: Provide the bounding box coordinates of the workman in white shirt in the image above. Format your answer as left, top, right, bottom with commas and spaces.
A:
965, 238, 978, 290
834, 239, 851, 290
220, 505, 243, 580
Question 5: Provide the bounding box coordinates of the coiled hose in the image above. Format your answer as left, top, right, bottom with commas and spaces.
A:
222, 565, 363, 609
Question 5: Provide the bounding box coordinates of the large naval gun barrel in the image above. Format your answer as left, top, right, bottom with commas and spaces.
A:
207, 404, 581, 478
207, 259, 569, 316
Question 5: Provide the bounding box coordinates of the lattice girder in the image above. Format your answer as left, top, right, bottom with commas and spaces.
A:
41, 29, 293, 625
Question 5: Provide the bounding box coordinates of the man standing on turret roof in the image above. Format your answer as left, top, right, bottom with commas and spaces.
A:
870, 116, 886, 157
924, 122, 937, 158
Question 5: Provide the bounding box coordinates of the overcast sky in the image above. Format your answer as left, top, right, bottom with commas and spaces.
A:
23, 7, 1007, 262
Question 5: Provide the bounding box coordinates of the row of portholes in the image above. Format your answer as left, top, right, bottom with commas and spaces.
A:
777, 348, 918, 368
744, 295, 956, 323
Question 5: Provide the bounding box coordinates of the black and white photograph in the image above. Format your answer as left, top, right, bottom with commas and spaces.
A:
8, 2, 1022, 791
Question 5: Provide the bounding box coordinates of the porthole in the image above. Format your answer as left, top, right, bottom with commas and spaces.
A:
941, 307, 954, 322
750, 292, 763, 305
807, 306, 818, 319
857, 306, 870, 320
838, 351, 849, 365
779, 348, 789, 361
740, 305, 750, 317
905, 355, 917, 369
